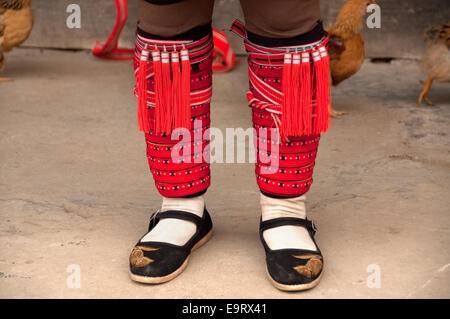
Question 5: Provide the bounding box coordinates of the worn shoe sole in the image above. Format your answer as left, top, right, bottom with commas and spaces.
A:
266, 268, 323, 292
129, 229, 213, 284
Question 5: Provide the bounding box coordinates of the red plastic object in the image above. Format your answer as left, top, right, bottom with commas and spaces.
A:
92, 0, 134, 60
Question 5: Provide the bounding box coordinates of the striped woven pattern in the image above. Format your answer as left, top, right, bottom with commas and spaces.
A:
134, 32, 213, 197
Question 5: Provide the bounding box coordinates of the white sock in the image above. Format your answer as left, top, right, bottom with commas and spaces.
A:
261, 194, 317, 251
141, 195, 205, 246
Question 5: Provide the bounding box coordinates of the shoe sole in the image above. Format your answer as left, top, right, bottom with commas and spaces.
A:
266, 268, 323, 292
129, 229, 213, 284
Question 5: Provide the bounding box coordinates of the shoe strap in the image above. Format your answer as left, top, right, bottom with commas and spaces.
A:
148, 210, 203, 231
260, 217, 317, 235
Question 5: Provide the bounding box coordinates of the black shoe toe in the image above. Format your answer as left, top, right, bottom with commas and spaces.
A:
129, 209, 213, 284
260, 217, 323, 291
266, 250, 323, 286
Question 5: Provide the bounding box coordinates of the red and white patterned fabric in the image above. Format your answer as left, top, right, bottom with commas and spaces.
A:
134, 32, 213, 197
212, 28, 237, 73
231, 20, 330, 197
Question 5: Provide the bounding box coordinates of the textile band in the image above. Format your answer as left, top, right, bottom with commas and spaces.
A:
134, 30, 213, 197
231, 19, 328, 197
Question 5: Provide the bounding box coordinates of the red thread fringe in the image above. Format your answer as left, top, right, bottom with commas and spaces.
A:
180, 49, 191, 130
150, 48, 191, 135
312, 46, 330, 134
171, 51, 182, 131
300, 52, 312, 135
281, 52, 292, 136
290, 53, 302, 136
137, 48, 150, 132
280, 45, 331, 137
160, 50, 173, 134
152, 50, 164, 132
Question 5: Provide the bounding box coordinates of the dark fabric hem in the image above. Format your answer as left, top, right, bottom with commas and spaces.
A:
246, 21, 325, 47
182, 189, 207, 198
260, 190, 307, 199
137, 22, 212, 41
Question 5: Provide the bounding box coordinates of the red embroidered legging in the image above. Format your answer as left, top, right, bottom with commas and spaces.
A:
135, 0, 326, 198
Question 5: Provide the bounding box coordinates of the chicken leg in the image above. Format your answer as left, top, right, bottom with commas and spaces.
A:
0, 52, 11, 82
330, 107, 347, 118
418, 76, 434, 106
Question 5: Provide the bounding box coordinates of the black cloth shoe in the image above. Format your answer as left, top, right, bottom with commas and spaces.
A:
260, 217, 323, 291
129, 209, 213, 284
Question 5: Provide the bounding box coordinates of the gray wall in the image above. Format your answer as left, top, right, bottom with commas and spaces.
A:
25, 0, 449, 58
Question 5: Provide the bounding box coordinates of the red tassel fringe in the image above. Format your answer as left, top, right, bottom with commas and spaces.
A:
300, 52, 312, 135
280, 44, 330, 137
171, 50, 182, 131
152, 50, 163, 132
291, 53, 302, 136
318, 46, 331, 133
160, 50, 173, 134
281, 52, 292, 136
180, 49, 191, 130
137, 48, 150, 132
138, 47, 191, 134
139, 44, 330, 137
312, 47, 330, 133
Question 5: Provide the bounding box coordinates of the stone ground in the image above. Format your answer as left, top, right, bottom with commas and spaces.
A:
0, 48, 449, 299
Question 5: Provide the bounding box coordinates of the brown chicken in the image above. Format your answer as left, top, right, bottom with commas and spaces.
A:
0, 0, 33, 82
326, 0, 376, 117
418, 22, 450, 105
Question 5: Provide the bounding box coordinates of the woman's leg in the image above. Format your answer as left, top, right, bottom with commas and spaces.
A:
129, 0, 215, 284
238, 0, 328, 291
240, 0, 320, 38
138, 0, 214, 38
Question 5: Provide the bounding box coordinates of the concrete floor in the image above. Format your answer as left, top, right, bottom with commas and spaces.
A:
0, 48, 449, 299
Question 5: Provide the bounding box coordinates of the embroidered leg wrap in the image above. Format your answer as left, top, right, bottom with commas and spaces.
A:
231, 20, 331, 198
134, 27, 213, 197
